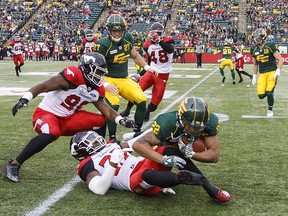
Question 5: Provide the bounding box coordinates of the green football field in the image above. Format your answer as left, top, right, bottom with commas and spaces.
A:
0, 60, 287, 216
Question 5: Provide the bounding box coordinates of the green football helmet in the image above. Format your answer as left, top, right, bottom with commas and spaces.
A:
106, 14, 127, 43
252, 28, 267, 45
177, 97, 210, 135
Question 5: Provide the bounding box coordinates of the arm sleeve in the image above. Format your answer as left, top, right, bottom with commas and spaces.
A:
159, 41, 174, 54
88, 164, 116, 195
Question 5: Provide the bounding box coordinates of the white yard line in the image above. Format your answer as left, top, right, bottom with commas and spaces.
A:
24, 68, 219, 216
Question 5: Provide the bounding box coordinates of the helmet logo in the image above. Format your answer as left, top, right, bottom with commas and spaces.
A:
83, 55, 95, 64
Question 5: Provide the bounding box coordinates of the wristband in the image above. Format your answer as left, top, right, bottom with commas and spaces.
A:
115, 115, 124, 125
103, 82, 109, 88
276, 68, 281, 73
144, 65, 151, 71
22, 91, 33, 101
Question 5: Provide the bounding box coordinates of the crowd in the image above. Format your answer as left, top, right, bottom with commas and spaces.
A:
0, 0, 287, 60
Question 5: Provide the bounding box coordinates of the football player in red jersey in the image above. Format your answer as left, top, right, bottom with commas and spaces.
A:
233, 44, 253, 83
6, 52, 136, 183
70, 131, 204, 196
121, 22, 174, 121
9, 34, 24, 77
81, 29, 98, 54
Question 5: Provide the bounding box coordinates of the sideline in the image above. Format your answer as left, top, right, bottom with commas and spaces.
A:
24, 68, 219, 216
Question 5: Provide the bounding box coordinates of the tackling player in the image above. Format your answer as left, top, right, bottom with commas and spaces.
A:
6, 52, 135, 183
9, 34, 24, 77
71, 130, 204, 196
214, 40, 236, 85
94, 14, 158, 142
121, 22, 175, 122
250, 28, 283, 117
124, 96, 231, 203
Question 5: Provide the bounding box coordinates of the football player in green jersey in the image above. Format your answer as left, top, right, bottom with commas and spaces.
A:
250, 28, 283, 117
94, 14, 158, 142
124, 96, 231, 203
214, 40, 236, 85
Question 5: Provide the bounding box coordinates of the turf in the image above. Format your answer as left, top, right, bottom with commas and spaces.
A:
0, 60, 287, 216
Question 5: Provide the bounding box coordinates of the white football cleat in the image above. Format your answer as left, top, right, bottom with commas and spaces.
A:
161, 187, 176, 195
267, 110, 273, 118
122, 132, 136, 141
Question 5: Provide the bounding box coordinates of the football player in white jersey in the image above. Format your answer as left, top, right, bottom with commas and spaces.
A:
81, 29, 98, 54
70, 131, 204, 196
9, 34, 24, 77
121, 22, 174, 121
6, 52, 136, 183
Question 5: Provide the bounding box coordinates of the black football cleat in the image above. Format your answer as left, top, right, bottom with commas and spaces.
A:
6, 159, 20, 182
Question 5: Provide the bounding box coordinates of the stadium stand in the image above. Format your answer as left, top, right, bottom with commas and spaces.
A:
0, 0, 287, 55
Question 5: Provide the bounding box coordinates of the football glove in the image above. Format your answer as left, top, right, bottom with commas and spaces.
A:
251, 74, 257, 86
110, 148, 124, 164
161, 155, 186, 169
12, 98, 29, 116
273, 69, 280, 79
178, 136, 195, 159
176, 170, 204, 185
119, 118, 136, 128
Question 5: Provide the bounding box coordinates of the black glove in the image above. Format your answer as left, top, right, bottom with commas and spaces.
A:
119, 118, 136, 128
176, 170, 204, 185
12, 98, 29, 116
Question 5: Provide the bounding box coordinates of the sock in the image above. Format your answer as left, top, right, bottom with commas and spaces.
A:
142, 170, 180, 187
134, 101, 146, 128
16, 134, 57, 165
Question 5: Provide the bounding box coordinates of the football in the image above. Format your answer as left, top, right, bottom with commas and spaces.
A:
192, 138, 206, 152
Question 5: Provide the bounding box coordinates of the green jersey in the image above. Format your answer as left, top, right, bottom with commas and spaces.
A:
151, 111, 220, 146
220, 45, 233, 59
95, 32, 135, 78
250, 42, 278, 73
134, 36, 144, 55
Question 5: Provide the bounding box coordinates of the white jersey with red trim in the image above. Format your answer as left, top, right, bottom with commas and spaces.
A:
10, 40, 23, 55
143, 36, 174, 74
35, 44, 41, 52
82, 38, 97, 54
38, 66, 105, 117
234, 47, 243, 60
78, 143, 143, 191
42, 44, 50, 55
